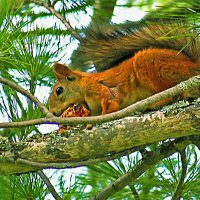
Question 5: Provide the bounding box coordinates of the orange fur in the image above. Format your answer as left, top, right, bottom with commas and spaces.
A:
49, 48, 200, 116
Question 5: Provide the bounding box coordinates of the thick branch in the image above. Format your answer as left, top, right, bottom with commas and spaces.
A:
30, 0, 82, 41
91, 138, 191, 200
0, 105, 200, 175
0, 77, 53, 118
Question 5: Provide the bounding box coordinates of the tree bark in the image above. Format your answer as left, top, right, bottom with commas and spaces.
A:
0, 105, 200, 175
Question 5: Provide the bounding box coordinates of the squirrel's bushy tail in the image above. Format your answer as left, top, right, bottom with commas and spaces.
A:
78, 22, 200, 71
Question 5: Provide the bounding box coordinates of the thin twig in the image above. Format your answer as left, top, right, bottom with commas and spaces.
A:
0, 74, 200, 128
52, 0, 59, 7
47, 0, 51, 6
30, 0, 82, 41
91, 138, 190, 200
38, 170, 62, 200
129, 184, 140, 200
0, 77, 53, 118
171, 149, 187, 200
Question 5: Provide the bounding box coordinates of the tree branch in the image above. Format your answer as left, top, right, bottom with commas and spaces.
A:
1, 74, 200, 128
171, 149, 187, 200
90, 138, 191, 200
38, 170, 62, 200
0, 104, 200, 175
29, 0, 82, 41
0, 77, 53, 118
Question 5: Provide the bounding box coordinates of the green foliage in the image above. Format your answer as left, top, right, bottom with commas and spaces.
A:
59, 145, 199, 199
60, 153, 142, 199
0, 173, 49, 200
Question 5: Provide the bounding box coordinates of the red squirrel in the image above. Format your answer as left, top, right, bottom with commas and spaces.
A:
49, 22, 200, 117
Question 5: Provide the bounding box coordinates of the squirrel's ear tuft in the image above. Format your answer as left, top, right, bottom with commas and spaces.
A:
53, 62, 71, 76
53, 62, 78, 81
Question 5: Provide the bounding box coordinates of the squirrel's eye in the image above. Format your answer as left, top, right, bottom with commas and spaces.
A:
73, 104, 79, 111
56, 87, 64, 96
